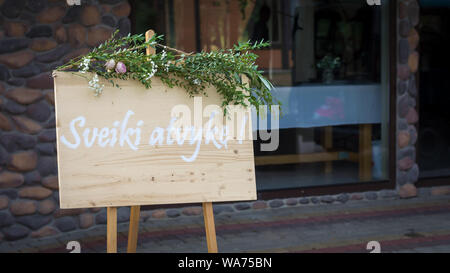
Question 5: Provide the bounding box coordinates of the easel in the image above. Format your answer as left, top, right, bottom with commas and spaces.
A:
106, 30, 218, 253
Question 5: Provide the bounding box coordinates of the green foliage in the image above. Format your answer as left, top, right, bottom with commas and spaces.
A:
56, 31, 279, 115
316, 55, 341, 70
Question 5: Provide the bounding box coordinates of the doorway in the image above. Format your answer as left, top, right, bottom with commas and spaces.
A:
417, 1, 450, 178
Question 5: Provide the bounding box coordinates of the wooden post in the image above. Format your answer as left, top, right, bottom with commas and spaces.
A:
359, 124, 372, 181
145, 30, 156, 56
107, 207, 117, 253
202, 202, 218, 253
324, 126, 333, 174
125, 29, 156, 253
108, 29, 220, 254
127, 205, 140, 253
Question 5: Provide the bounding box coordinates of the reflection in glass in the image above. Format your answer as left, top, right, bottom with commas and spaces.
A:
131, 0, 390, 190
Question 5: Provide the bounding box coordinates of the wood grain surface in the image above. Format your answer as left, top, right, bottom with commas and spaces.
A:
53, 71, 256, 208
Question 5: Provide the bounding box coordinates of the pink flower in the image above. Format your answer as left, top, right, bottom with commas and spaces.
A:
115, 61, 126, 74
105, 59, 116, 71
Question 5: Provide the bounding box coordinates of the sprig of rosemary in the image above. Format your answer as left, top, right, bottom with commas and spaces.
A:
56, 30, 280, 114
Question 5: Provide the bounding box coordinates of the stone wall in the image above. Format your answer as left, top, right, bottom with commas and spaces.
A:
0, 0, 131, 241
396, 0, 420, 197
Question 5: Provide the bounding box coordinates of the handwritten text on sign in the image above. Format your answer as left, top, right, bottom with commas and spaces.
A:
60, 98, 251, 162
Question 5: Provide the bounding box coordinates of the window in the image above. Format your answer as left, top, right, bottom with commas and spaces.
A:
131, 0, 391, 190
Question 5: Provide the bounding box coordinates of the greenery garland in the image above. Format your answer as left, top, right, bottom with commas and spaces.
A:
56, 31, 279, 115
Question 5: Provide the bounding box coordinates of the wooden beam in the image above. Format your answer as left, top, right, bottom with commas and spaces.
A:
359, 124, 373, 181
255, 152, 342, 166
127, 205, 140, 253
202, 202, 218, 253
124, 29, 157, 254
145, 30, 156, 56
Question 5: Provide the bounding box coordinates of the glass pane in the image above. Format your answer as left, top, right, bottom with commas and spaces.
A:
131, 0, 391, 190
417, 1, 450, 178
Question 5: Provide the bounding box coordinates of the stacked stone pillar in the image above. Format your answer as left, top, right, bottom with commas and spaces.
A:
0, 0, 131, 242
396, 0, 420, 197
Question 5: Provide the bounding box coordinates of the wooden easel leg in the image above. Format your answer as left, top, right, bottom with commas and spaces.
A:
127, 205, 141, 253
107, 207, 117, 253
202, 202, 218, 253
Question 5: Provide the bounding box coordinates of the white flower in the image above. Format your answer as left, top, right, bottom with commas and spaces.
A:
79, 57, 91, 73
160, 51, 171, 72
145, 61, 158, 81
193, 78, 201, 85
88, 73, 105, 96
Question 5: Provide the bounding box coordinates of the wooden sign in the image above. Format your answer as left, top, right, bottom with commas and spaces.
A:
53, 71, 257, 209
